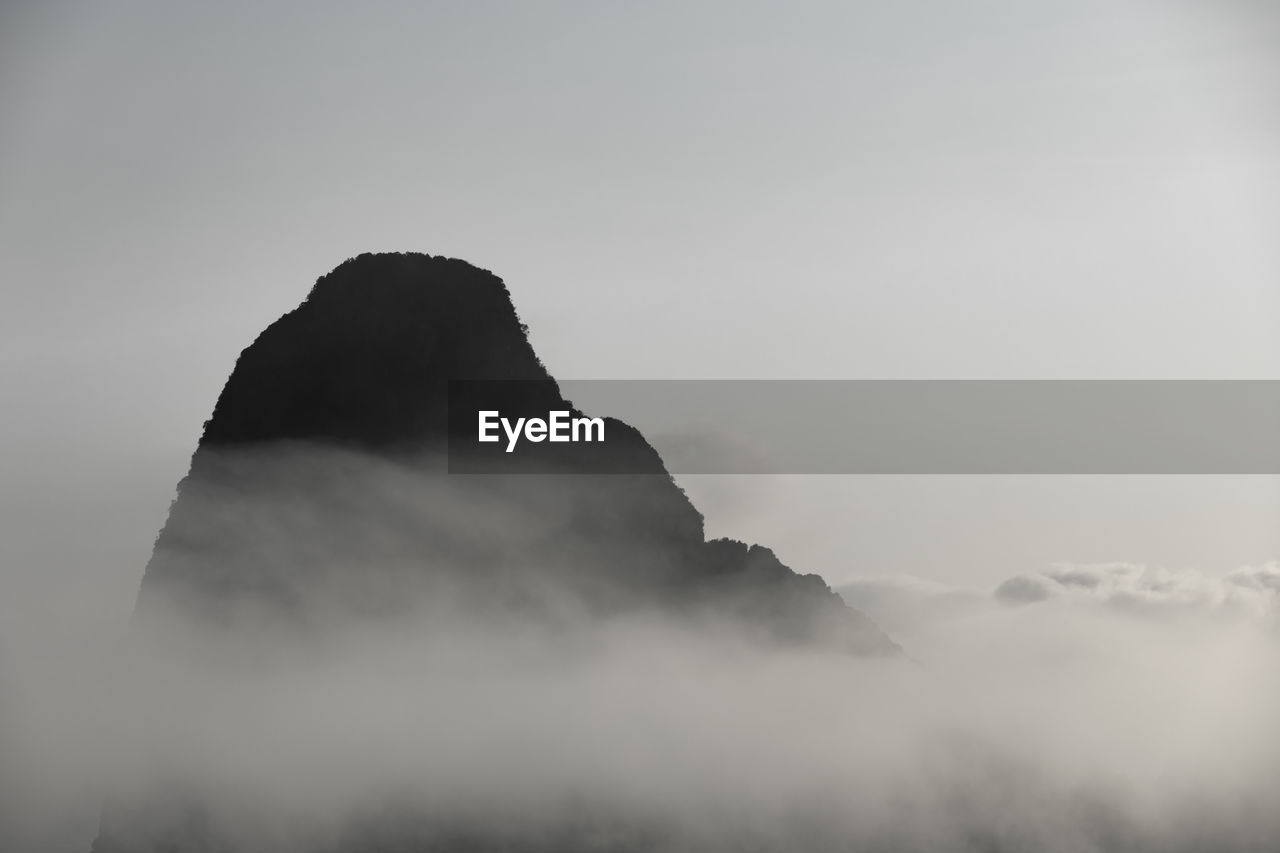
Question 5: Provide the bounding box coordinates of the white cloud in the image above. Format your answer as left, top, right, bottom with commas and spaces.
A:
995, 562, 1280, 623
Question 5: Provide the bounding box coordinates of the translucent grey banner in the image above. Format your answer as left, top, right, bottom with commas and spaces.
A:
546, 380, 1280, 474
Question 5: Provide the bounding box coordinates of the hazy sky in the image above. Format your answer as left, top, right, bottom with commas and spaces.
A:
2, 6, 1279, 850
1, 1, 1278, 624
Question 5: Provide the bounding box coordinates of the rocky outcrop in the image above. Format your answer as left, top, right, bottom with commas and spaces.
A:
94, 252, 896, 853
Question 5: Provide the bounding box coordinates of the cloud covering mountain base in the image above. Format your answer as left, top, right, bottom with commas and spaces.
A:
7, 558, 1279, 852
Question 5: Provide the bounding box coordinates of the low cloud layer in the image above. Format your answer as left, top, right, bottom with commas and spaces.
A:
842, 561, 1280, 633
993, 562, 1280, 622
42, 589, 1280, 852
2, 561, 1274, 852
3, 446, 1278, 851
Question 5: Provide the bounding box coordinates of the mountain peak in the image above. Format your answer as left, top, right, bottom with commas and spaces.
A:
201, 252, 550, 450
98, 252, 898, 852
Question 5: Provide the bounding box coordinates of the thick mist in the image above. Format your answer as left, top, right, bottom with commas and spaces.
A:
4, 447, 1279, 851
106, 595, 1280, 852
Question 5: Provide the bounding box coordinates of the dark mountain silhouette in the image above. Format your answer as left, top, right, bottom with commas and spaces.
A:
93, 252, 897, 853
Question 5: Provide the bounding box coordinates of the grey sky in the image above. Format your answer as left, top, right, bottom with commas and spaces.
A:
1, 0, 1278, 620
2, 7, 1279, 848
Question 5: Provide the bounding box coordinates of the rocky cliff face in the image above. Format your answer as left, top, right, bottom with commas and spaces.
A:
94, 252, 896, 853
